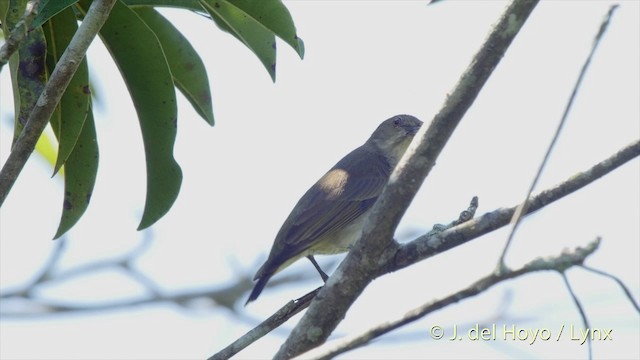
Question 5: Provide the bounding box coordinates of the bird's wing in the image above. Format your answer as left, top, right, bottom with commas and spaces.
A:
278, 149, 391, 255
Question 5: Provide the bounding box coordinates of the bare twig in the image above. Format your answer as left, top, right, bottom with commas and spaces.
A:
303, 239, 600, 360
0, 0, 41, 71
209, 288, 321, 360
28, 236, 66, 286
0, 230, 310, 317
562, 272, 592, 360
0, 0, 117, 206
580, 265, 640, 313
0, 280, 254, 318
496, 4, 619, 271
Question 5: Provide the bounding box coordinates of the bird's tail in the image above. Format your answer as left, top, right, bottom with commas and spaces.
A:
245, 272, 273, 305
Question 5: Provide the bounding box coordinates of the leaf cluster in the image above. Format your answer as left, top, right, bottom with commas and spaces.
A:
0, 0, 304, 237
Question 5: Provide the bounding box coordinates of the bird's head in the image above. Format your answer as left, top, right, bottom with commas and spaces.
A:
369, 114, 423, 166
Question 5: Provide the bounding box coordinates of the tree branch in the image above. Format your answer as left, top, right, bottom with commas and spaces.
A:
496, 4, 619, 270
580, 265, 640, 313
274, 1, 540, 358
0, 230, 312, 318
386, 138, 640, 275
0, 0, 117, 206
302, 239, 601, 360
0, 0, 41, 71
209, 288, 321, 360
562, 272, 592, 360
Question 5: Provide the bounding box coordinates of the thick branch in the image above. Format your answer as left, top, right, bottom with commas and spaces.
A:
0, 0, 117, 206
275, 1, 540, 358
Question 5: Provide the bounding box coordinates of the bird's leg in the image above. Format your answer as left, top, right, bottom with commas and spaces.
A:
306, 255, 329, 282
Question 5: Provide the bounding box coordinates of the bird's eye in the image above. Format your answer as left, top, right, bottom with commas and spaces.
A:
393, 117, 401, 127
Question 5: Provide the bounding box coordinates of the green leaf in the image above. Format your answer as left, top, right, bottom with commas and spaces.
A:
32, 0, 79, 29
54, 108, 99, 239
125, 0, 305, 80
134, 7, 214, 125
0, 0, 9, 26
77, 0, 182, 230
123, 0, 200, 11
6, 0, 47, 145
199, 0, 277, 81
224, 0, 304, 59
43, 7, 91, 175
123, 0, 304, 58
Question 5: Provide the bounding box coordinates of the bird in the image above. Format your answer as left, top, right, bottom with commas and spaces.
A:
246, 115, 423, 304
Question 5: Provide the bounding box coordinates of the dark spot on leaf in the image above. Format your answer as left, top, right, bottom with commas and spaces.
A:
63, 199, 73, 210
271, 63, 276, 72
19, 58, 45, 78
86, 192, 92, 204
214, 2, 220, 8
29, 42, 46, 57
65, 191, 71, 196
82, 85, 91, 94
184, 62, 195, 71
271, 42, 276, 50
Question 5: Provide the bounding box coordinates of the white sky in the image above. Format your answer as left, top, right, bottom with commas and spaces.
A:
1, 1, 639, 359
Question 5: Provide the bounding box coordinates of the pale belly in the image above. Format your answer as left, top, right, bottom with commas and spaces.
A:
274, 213, 368, 274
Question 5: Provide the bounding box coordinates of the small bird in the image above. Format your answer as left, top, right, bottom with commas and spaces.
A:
246, 115, 423, 304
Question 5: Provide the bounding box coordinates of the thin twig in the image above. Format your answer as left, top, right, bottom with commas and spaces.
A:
28, 237, 66, 285
209, 288, 321, 360
497, 4, 619, 271
0, 229, 309, 317
580, 265, 640, 313
0, 278, 256, 318
562, 272, 592, 360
